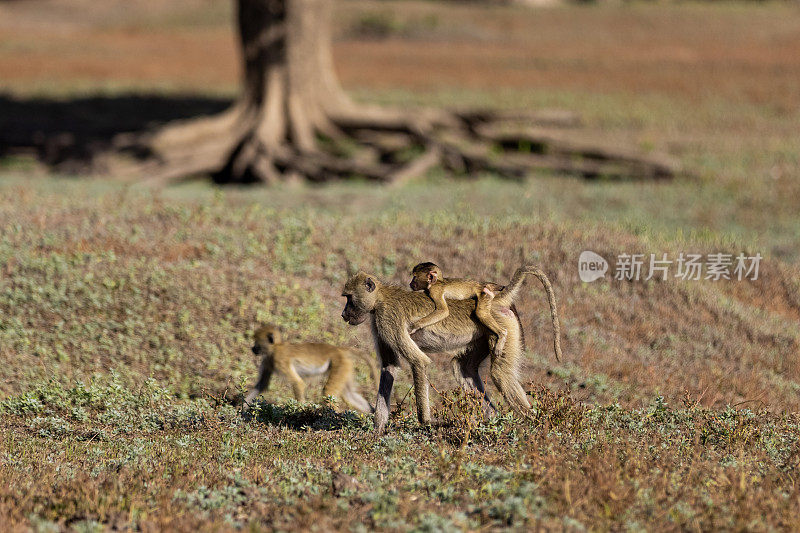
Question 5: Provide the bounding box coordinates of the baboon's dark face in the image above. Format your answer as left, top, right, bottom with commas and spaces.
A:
409, 267, 438, 291
409, 262, 440, 291
341, 272, 377, 326
252, 325, 280, 355
409, 271, 430, 291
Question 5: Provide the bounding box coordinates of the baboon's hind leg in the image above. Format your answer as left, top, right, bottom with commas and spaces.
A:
488, 328, 531, 416
475, 289, 507, 357
322, 356, 352, 408
451, 351, 496, 417
281, 364, 308, 402
342, 382, 373, 413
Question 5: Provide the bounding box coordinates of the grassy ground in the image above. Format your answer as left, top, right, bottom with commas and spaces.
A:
1, 177, 799, 530
1, 0, 800, 530
3, 377, 800, 530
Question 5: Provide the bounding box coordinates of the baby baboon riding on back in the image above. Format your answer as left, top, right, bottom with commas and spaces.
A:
408, 262, 512, 356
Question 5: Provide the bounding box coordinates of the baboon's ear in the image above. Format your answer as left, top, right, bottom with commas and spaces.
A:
364, 277, 376, 293
428, 271, 437, 283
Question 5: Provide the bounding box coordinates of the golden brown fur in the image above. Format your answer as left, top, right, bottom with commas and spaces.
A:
342, 266, 557, 433
245, 324, 377, 413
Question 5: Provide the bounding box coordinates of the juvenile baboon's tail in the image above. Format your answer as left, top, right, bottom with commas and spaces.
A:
494, 264, 562, 362
351, 349, 380, 389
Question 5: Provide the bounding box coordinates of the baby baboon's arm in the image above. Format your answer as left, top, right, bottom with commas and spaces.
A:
409, 284, 450, 333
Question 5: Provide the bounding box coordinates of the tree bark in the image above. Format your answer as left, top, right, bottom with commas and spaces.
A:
111, 0, 682, 185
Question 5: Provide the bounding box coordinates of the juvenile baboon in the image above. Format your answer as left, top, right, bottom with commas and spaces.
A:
408, 262, 511, 355
341, 264, 562, 433
245, 324, 378, 413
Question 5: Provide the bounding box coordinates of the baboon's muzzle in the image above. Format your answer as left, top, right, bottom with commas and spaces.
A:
341, 305, 367, 326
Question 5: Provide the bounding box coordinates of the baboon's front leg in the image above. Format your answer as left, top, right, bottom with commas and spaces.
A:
245, 359, 273, 404
375, 365, 398, 434
373, 332, 401, 433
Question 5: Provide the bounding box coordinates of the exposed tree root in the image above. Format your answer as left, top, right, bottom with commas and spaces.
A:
101, 0, 682, 185
108, 102, 681, 186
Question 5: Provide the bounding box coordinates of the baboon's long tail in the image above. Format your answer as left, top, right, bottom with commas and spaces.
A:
494, 264, 562, 362
352, 349, 380, 389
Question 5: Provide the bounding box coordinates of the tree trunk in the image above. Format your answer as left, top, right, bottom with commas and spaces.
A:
111, 0, 682, 185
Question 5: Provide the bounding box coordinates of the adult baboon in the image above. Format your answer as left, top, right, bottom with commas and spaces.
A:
341, 265, 561, 433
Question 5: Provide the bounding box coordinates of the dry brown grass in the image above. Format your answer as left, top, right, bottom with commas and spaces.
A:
2, 375, 799, 530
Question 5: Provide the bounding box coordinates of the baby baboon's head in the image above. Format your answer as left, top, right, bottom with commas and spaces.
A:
409, 262, 442, 291
252, 324, 282, 355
